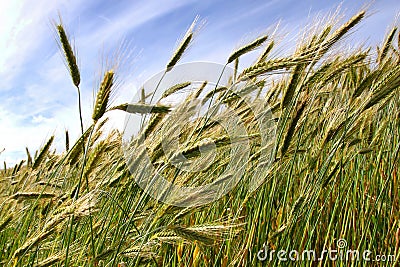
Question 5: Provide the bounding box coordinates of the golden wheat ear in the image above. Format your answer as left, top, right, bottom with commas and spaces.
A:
92, 70, 115, 122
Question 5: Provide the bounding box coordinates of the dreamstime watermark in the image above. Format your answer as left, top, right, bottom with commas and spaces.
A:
257, 238, 396, 262
122, 62, 277, 207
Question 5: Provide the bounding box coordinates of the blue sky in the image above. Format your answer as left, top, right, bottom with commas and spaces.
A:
0, 0, 399, 165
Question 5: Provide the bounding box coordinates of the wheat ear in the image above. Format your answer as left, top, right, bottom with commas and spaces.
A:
227, 35, 268, 64
110, 103, 171, 114
166, 17, 198, 70
33, 136, 54, 169
93, 70, 114, 121
56, 24, 80, 87
378, 27, 397, 63
162, 82, 191, 98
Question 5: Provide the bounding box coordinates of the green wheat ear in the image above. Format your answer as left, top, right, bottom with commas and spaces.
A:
162, 82, 191, 98
227, 35, 268, 64
378, 26, 397, 63
32, 135, 54, 169
256, 40, 275, 63
56, 24, 80, 88
110, 103, 171, 114
166, 16, 199, 71
65, 130, 70, 151
25, 147, 32, 167
167, 33, 192, 71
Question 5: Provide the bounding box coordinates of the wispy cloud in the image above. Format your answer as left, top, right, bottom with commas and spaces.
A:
0, 0, 92, 164
0, 0, 87, 90
81, 0, 196, 45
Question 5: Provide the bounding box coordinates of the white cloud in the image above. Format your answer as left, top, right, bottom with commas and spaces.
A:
0, 0, 97, 165
0, 1, 24, 74
31, 114, 52, 124
0, 0, 87, 90
81, 0, 196, 46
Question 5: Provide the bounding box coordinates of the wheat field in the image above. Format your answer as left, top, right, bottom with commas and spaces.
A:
0, 8, 399, 266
